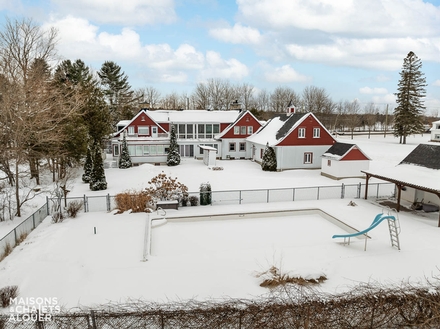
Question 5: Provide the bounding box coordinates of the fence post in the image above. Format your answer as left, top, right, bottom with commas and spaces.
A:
317, 187, 320, 200
239, 190, 242, 204
46, 196, 49, 216
84, 195, 88, 213
90, 310, 97, 329
14, 228, 17, 244
376, 183, 380, 198
357, 182, 361, 199
267, 189, 269, 203
341, 183, 345, 199
106, 194, 110, 212
292, 188, 295, 201
32, 213, 36, 229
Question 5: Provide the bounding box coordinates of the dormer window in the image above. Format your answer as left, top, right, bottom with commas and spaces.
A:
141, 116, 145, 121
127, 126, 135, 135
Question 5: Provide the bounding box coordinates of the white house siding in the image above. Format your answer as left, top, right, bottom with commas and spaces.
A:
431, 120, 440, 142
401, 187, 439, 206
321, 158, 369, 179
220, 138, 250, 159
275, 145, 329, 170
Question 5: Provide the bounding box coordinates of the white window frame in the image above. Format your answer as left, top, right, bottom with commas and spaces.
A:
239, 142, 246, 151
304, 152, 313, 164
298, 128, 306, 138
127, 126, 135, 135
247, 126, 253, 134
313, 128, 320, 138
229, 142, 236, 151
240, 126, 246, 135
138, 126, 149, 135
234, 126, 240, 135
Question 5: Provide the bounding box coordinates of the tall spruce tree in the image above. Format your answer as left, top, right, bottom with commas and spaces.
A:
393, 51, 427, 144
261, 143, 277, 171
118, 134, 132, 169
89, 144, 107, 191
167, 125, 181, 166
98, 61, 136, 125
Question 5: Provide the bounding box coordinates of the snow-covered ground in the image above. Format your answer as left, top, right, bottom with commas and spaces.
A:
1, 133, 439, 310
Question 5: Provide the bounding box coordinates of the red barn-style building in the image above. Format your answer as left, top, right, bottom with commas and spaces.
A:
247, 112, 336, 170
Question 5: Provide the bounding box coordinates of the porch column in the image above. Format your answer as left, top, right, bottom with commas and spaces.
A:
396, 184, 402, 212
364, 174, 371, 199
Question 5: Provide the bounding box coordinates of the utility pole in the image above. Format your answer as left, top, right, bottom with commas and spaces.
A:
384, 104, 388, 138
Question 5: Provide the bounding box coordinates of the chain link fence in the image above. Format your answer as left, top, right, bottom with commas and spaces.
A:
1, 182, 394, 260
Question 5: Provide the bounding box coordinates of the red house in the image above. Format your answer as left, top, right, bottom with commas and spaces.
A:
246, 112, 336, 170
215, 110, 262, 159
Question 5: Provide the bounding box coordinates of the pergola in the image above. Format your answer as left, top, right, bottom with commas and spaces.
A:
362, 171, 440, 227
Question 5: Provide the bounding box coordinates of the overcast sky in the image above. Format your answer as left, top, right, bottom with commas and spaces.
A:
1, 0, 440, 114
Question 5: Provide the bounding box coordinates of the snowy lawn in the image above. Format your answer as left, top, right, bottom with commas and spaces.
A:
0, 133, 439, 309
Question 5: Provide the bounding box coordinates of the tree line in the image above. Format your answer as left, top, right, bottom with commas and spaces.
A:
0, 18, 432, 219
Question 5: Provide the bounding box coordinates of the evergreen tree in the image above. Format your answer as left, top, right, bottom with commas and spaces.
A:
98, 61, 137, 125
118, 134, 132, 169
82, 147, 93, 183
89, 144, 107, 191
261, 143, 277, 171
167, 125, 181, 166
393, 51, 427, 144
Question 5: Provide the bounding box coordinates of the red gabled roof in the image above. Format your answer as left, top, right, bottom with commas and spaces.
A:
216, 110, 262, 139
113, 110, 167, 137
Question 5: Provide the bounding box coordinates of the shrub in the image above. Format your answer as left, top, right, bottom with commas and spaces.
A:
51, 211, 65, 223
67, 201, 83, 218
115, 190, 153, 213
0, 243, 12, 262
145, 172, 188, 203
200, 182, 212, 205
189, 196, 199, 206
0, 285, 19, 307
181, 195, 189, 207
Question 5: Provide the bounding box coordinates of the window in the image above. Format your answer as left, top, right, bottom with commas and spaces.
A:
213, 124, 220, 134
186, 124, 193, 139
327, 159, 331, 166
198, 124, 205, 138
157, 145, 164, 154
150, 145, 157, 155
151, 127, 157, 136
128, 145, 135, 156
304, 152, 313, 164
298, 128, 306, 138
313, 128, 320, 138
206, 124, 213, 138
128, 126, 135, 135
234, 126, 240, 135
239, 142, 246, 151
143, 145, 150, 155
138, 126, 149, 135
229, 143, 236, 151
247, 126, 253, 134
178, 124, 186, 139
136, 145, 143, 156
240, 126, 246, 135
260, 149, 263, 158
113, 144, 119, 156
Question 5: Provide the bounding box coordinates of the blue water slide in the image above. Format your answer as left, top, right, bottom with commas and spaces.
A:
332, 213, 396, 239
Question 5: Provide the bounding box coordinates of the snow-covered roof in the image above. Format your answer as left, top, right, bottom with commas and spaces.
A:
363, 164, 440, 193
362, 144, 440, 194
215, 110, 261, 139
148, 110, 240, 123
322, 142, 371, 161
246, 113, 308, 146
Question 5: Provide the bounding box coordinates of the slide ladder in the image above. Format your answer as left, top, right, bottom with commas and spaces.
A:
387, 208, 400, 250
